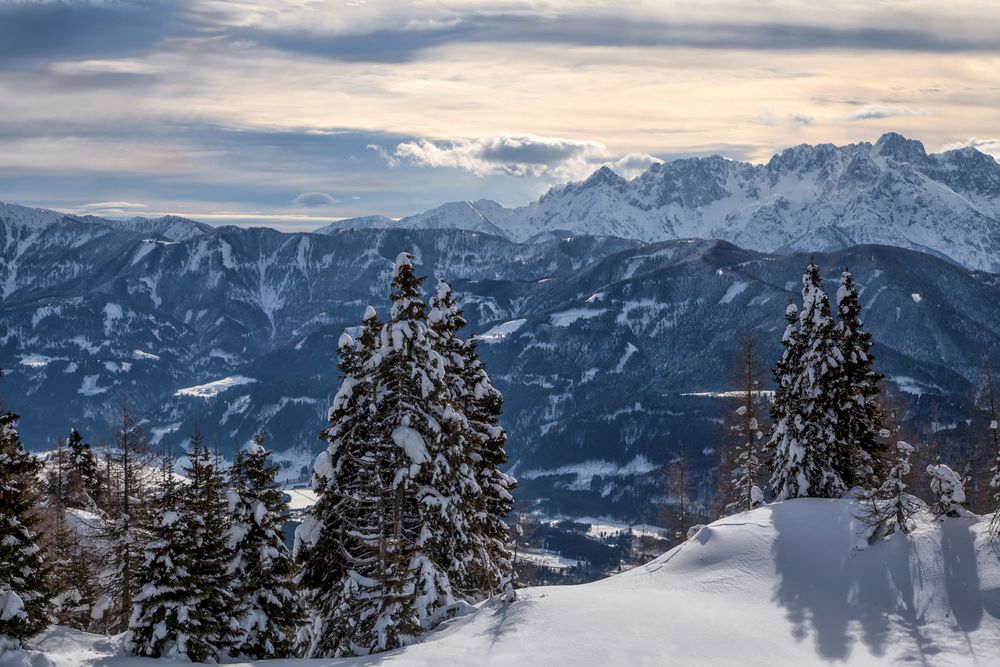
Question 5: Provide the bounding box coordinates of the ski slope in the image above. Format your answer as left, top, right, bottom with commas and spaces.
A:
8, 499, 1000, 666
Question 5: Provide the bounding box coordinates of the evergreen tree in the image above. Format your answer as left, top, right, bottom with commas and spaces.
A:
175, 431, 242, 662
228, 435, 303, 659
0, 380, 52, 646
66, 428, 100, 510
983, 362, 1000, 538
768, 263, 846, 499
296, 307, 389, 658
859, 439, 920, 538
125, 451, 194, 659
429, 279, 515, 600
926, 463, 967, 518
720, 336, 766, 515
833, 270, 885, 489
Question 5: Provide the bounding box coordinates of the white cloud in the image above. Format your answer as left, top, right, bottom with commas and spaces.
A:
941, 137, 1000, 159
381, 132, 660, 180
843, 105, 928, 121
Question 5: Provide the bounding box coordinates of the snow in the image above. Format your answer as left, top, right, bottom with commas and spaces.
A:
392, 425, 430, 465
173, 375, 257, 399
478, 318, 527, 343
102, 303, 123, 336
19, 354, 55, 368
283, 487, 318, 511
77, 374, 108, 396
521, 456, 658, 491
517, 548, 582, 571
21, 500, 1000, 666
719, 280, 748, 304
132, 349, 159, 361
549, 308, 606, 327
911, 292, 923, 303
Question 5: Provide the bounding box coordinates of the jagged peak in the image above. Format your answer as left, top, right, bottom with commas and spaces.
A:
874, 132, 927, 161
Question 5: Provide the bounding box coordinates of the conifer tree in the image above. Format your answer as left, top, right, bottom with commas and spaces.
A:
0, 377, 52, 646
720, 336, 766, 515
366, 252, 460, 645
228, 435, 303, 659
833, 270, 885, 489
429, 279, 515, 600
926, 463, 967, 518
296, 307, 388, 658
983, 362, 1000, 538
66, 428, 100, 509
175, 431, 242, 662
860, 439, 920, 538
125, 451, 193, 659
769, 263, 846, 499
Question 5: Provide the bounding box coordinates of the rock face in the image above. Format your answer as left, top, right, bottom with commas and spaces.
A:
3, 200, 1000, 519
323, 134, 1000, 272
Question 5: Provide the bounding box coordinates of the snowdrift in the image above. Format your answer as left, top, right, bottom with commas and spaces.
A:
9, 499, 1000, 666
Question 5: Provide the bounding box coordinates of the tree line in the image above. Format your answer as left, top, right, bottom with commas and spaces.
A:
0, 251, 515, 661
717, 261, 1000, 536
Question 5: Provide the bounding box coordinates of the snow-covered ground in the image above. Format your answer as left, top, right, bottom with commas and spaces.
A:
8, 499, 1000, 666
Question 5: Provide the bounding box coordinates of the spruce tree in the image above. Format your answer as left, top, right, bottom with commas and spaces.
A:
297, 307, 389, 658
125, 451, 194, 659
926, 463, 967, 518
769, 263, 846, 499
833, 270, 885, 489
0, 383, 52, 646
176, 432, 242, 662
859, 439, 920, 538
228, 435, 303, 659
768, 302, 804, 499
429, 279, 515, 600
66, 428, 100, 509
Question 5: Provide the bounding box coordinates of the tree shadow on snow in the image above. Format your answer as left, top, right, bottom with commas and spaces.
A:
770, 500, 946, 664
939, 518, 983, 633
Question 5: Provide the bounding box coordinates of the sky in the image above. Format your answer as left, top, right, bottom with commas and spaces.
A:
2, 0, 1000, 231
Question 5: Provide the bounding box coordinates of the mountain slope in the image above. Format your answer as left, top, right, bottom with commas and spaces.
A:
15, 500, 1000, 665
323, 134, 1000, 272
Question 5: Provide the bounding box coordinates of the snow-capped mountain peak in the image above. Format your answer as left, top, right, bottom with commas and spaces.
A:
318, 134, 1000, 271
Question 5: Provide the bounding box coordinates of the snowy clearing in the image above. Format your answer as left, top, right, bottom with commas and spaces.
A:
478, 319, 527, 343
173, 376, 257, 399
14, 500, 1000, 666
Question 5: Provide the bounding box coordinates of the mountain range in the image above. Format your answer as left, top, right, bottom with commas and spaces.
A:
3, 133, 1000, 520
322, 133, 1000, 272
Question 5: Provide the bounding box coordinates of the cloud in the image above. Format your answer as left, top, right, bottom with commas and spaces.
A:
229, 11, 1000, 64
385, 133, 607, 178
73, 201, 147, 216
607, 153, 663, 179
941, 138, 1000, 159
0, 1, 182, 63
292, 192, 338, 207
843, 105, 927, 121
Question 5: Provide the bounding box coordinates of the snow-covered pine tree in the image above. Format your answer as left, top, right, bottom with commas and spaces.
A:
859, 439, 920, 538
833, 269, 885, 490
176, 432, 242, 662
296, 307, 389, 658
768, 263, 846, 499
429, 279, 515, 601
125, 450, 194, 659
66, 428, 100, 510
0, 381, 52, 647
721, 336, 766, 516
227, 435, 303, 659
365, 252, 461, 645
983, 362, 1000, 538
926, 463, 967, 518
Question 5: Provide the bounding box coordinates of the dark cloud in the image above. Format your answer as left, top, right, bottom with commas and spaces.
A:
0, 0, 184, 63
233, 14, 1000, 64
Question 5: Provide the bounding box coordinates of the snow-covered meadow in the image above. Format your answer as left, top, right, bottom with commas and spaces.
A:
10, 499, 1000, 666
